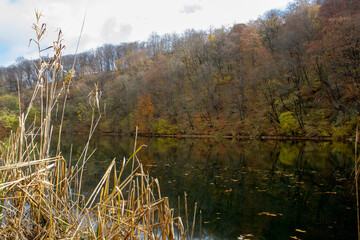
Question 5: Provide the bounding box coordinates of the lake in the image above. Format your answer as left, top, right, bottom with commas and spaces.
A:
57, 134, 357, 240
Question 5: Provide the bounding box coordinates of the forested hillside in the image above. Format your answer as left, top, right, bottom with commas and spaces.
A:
1, 0, 360, 137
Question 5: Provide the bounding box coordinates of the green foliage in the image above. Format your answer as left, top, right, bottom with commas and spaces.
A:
279, 111, 301, 136
152, 119, 179, 135
76, 102, 92, 123
0, 112, 18, 129
304, 109, 331, 137
0, 95, 19, 112
331, 118, 357, 138
0, 95, 40, 130
0, 95, 19, 130
27, 106, 40, 125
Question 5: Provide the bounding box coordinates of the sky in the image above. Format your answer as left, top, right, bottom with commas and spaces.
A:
0, 0, 293, 67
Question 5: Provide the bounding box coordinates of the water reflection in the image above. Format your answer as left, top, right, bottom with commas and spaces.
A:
56, 135, 356, 239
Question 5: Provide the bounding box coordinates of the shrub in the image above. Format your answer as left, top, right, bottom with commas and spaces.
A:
0, 95, 19, 130
279, 111, 301, 136
331, 118, 357, 138
0, 95, 19, 112
152, 119, 179, 135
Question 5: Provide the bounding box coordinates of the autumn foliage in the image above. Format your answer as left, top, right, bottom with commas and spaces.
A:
1, 0, 360, 137
134, 95, 155, 133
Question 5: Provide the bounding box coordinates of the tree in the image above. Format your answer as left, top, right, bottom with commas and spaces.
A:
134, 95, 155, 133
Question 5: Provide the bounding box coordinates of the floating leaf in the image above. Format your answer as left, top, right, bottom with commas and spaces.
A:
258, 212, 277, 217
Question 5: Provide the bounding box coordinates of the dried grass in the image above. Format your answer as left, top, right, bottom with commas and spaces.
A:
0, 12, 189, 240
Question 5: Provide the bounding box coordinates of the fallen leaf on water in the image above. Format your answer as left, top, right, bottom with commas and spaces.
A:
237, 235, 251, 240
258, 212, 278, 216
257, 189, 268, 192
295, 229, 306, 233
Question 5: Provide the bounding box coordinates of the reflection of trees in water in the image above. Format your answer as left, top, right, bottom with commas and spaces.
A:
53, 135, 356, 239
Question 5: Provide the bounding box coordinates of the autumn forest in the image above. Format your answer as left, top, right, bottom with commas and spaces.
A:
0, 0, 359, 138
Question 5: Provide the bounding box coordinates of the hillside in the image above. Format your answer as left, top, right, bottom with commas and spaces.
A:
1, 0, 360, 138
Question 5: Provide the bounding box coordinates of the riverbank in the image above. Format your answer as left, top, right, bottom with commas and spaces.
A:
61, 130, 355, 142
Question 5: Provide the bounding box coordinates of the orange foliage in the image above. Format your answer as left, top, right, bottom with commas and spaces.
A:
134, 95, 155, 132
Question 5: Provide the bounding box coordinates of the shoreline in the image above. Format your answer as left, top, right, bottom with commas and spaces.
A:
62, 131, 355, 142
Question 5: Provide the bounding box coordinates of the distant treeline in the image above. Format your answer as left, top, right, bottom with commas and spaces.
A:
1, 0, 360, 137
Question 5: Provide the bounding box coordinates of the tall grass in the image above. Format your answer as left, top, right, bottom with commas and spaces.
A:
355, 125, 360, 240
0, 12, 189, 239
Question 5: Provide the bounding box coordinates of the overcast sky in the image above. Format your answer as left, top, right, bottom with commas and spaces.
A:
0, 0, 293, 67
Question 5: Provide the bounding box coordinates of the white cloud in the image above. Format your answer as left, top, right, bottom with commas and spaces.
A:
180, 4, 203, 14
0, 0, 294, 66
101, 17, 132, 44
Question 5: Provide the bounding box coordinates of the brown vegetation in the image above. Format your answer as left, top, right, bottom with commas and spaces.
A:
0, 13, 191, 239
1, 0, 360, 137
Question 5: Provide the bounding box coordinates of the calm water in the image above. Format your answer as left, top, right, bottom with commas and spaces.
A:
57, 134, 356, 240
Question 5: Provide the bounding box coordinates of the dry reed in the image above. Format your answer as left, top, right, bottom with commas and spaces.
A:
0, 12, 191, 239
355, 124, 360, 240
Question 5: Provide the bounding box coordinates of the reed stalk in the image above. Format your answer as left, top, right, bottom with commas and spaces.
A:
0, 12, 190, 240
355, 124, 360, 240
